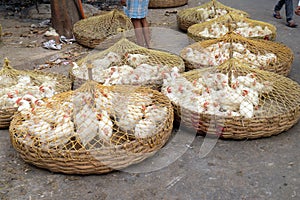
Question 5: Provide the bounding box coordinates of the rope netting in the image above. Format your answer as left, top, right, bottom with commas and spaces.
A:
0, 58, 72, 128
70, 37, 185, 90
10, 80, 174, 174
177, 0, 249, 31
148, 0, 188, 8
73, 9, 133, 48
180, 32, 293, 76
187, 12, 276, 41
161, 58, 300, 139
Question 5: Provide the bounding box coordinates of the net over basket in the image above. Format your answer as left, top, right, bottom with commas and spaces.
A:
161, 58, 300, 140
187, 12, 276, 42
177, 0, 249, 31
149, 0, 188, 8
180, 32, 293, 76
73, 9, 133, 49
0, 58, 72, 129
70, 37, 185, 90
9, 80, 174, 174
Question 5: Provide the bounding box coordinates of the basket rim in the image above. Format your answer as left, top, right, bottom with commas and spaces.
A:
9, 84, 174, 170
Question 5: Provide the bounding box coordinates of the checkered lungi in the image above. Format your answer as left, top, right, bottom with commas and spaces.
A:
123, 0, 150, 19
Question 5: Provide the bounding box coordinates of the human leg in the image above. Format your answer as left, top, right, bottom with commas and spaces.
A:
131, 18, 145, 46
141, 18, 151, 48
274, 0, 285, 12
274, 0, 285, 18
285, 0, 297, 27
285, 0, 294, 21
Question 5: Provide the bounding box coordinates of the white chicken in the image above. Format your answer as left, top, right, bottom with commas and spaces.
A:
17, 99, 31, 112
74, 104, 99, 147
39, 85, 55, 98
134, 118, 157, 138
116, 104, 145, 131
126, 53, 149, 67
133, 63, 158, 84
96, 110, 113, 141
239, 100, 254, 118
17, 75, 32, 86
144, 105, 168, 123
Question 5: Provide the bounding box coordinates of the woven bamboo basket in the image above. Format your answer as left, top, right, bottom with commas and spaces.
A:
70, 37, 185, 90
73, 9, 133, 49
180, 32, 293, 76
0, 58, 72, 129
188, 12, 276, 42
10, 81, 174, 174
177, 0, 249, 31
149, 0, 188, 8
161, 58, 300, 139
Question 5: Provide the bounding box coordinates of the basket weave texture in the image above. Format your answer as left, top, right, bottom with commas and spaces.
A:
177, 0, 249, 31
10, 81, 174, 174
149, 0, 188, 8
70, 37, 185, 90
161, 59, 300, 139
73, 10, 133, 48
187, 12, 276, 41
0, 59, 72, 129
180, 32, 293, 76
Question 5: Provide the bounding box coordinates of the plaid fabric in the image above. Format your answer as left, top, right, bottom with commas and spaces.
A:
124, 0, 150, 19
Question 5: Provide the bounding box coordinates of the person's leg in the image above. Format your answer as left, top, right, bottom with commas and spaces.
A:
285, 0, 297, 27
285, 0, 294, 22
140, 18, 150, 48
274, 0, 285, 18
131, 18, 145, 46
274, 0, 285, 11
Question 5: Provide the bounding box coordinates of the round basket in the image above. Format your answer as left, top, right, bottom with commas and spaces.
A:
70, 37, 185, 90
0, 58, 72, 129
187, 12, 276, 42
180, 32, 293, 76
161, 58, 300, 139
9, 81, 174, 174
149, 0, 188, 8
73, 9, 133, 48
177, 0, 249, 31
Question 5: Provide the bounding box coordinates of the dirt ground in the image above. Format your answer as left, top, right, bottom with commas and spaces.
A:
0, 0, 300, 200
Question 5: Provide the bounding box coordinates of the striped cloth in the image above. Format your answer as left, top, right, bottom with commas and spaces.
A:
123, 0, 150, 19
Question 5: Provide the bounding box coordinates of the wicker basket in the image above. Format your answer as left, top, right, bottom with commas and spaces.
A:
73, 9, 133, 48
180, 32, 293, 76
10, 81, 174, 174
162, 59, 300, 139
177, 0, 249, 31
0, 58, 72, 129
70, 37, 185, 90
187, 12, 276, 42
149, 0, 188, 8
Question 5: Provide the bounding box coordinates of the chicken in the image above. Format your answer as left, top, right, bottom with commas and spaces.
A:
74, 104, 99, 146
46, 119, 74, 148
116, 104, 144, 131
134, 118, 157, 138
96, 110, 113, 141
240, 100, 254, 118
144, 105, 168, 123
39, 85, 55, 98
17, 99, 31, 112
126, 53, 149, 67
17, 75, 32, 86
91, 57, 112, 70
